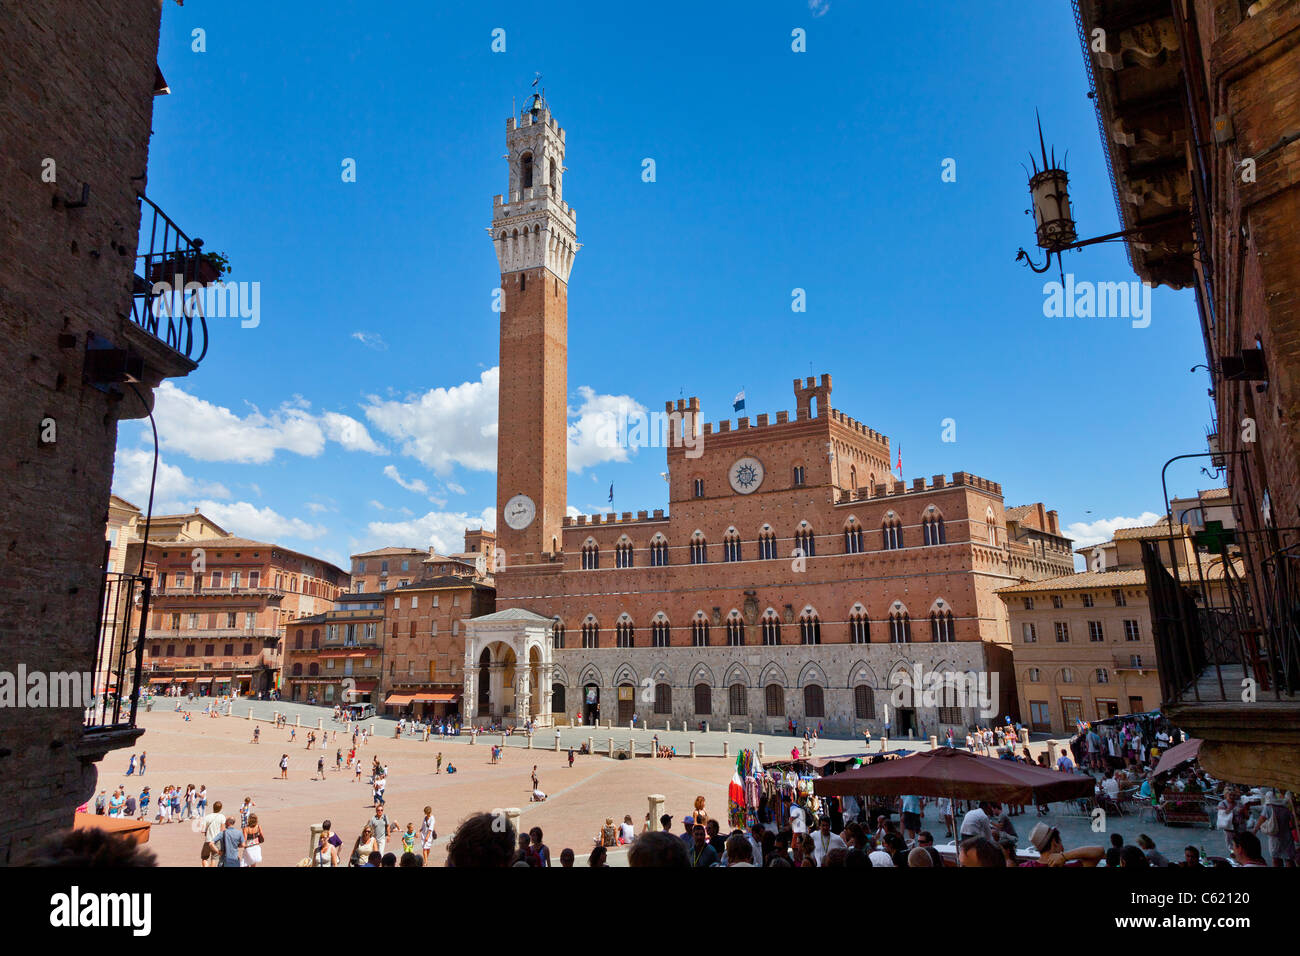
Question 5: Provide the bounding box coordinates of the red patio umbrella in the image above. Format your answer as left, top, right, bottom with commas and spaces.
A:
812, 746, 1095, 804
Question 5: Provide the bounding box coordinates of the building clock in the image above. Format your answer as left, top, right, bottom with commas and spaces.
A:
504, 494, 536, 530
728, 456, 765, 494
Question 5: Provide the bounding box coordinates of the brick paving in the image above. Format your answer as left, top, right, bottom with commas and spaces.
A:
92, 701, 1216, 866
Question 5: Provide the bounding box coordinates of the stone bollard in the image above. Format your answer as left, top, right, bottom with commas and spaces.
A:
726, 721, 732, 733
470, 733, 476, 745
296, 714, 301, 727
630, 720, 635, 731
1021, 728, 1030, 745
748, 722, 753, 734
553, 734, 560, 752
689, 740, 696, 758
318, 718, 323, 730
587, 736, 593, 754
500, 734, 507, 750
607, 737, 614, 757
308, 823, 323, 862
704, 722, 710, 733
930, 735, 938, 750
722, 740, 730, 758
648, 794, 665, 831
629, 739, 636, 758
247, 710, 252, 720
758, 741, 765, 760
527, 733, 533, 750
505, 807, 521, 839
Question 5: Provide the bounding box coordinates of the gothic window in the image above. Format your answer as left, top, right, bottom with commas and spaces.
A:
761, 613, 781, 646
520, 151, 534, 189
616, 618, 635, 648
930, 610, 955, 643
694, 684, 711, 715
693, 478, 704, 498
850, 466, 857, 490
581, 620, 599, 648
882, 516, 904, 550
793, 465, 805, 486
849, 608, 870, 644
552, 620, 565, 649
729, 683, 746, 715
581, 541, 599, 570
689, 533, 707, 564
804, 684, 825, 718
723, 531, 742, 562
765, 684, 785, 717
691, 615, 710, 647
651, 618, 671, 648
726, 615, 745, 646
889, 609, 912, 643
649, 534, 669, 566
794, 523, 816, 557
799, 611, 821, 645
844, 519, 864, 554
549, 157, 557, 192
922, 513, 947, 545
653, 683, 672, 715
615, 540, 633, 568
758, 528, 778, 560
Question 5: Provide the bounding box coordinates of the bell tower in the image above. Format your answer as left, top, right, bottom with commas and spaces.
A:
492, 93, 578, 562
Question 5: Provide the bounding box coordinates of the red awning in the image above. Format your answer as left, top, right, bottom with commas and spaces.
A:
1153, 738, 1202, 777
385, 694, 415, 706
415, 693, 458, 703
73, 812, 151, 845
350, 681, 377, 691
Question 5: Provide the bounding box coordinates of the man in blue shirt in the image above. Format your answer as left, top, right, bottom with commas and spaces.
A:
219, 817, 244, 867
900, 795, 923, 842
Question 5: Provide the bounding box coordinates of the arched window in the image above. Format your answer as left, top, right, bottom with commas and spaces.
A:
850, 465, 857, 490
726, 614, 745, 646
551, 620, 566, 649
803, 684, 825, 718
520, 151, 534, 189
854, 684, 875, 719
552, 683, 565, 713
651, 616, 670, 648
616, 617, 635, 648
794, 523, 816, 557
986, 509, 999, 546
889, 608, 912, 643
799, 610, 821, 645
728, 683, 746, 715
723, 530, 742, 562
549, 157, 557, 192
689, 533, 707, 564
292, 663, 302, 676
310, 629, 319, 649
930, 610, 955, 643
761, 613, 782, 646
308, 662, 319, 676
691, 614, 710, 647
653, 682, 672, 714
758, 526, 778, 560
649, 534, 669, 567
765, 683, 785, 717
849, 608, 870, 643
844, 518, 864, 554
615, 540, 633, 568
694, 683, 711, 715
581, 540, 599, 570
922, 511, 947, 545
581, 619, 599, 648
294, 629, 304, 650
882, 515, 904, 550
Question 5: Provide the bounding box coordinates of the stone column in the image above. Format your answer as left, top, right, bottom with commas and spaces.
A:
722, 741, 729, 758
930, 735, 938, 749
648, 794, 665, 831
553, 733, 560, 752
758, 741, 765, 760
527, 733, 533, 749
587, 736, 593, 754
308, 823, 322, 862
704, 721, 710, 733
295, 714, 301, 727
726, 721, 732, 733
689, 740, 696, 758
607, 737, 614, 757
629, 739, 636, 758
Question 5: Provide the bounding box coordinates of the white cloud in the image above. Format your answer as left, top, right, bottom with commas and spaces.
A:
383, 464, 429, 494
363, 507, 496, 556
150, 382, 385, 463
112, 447, 231, 512
192, 500, 328, 541
446, 482, 466, 495
809, 0, 830, 16
352, 331, 388, 351
305, 502, 331, 514
567, 386, 648, 473
364, 369, 499, 476
1064, 511, 1163, 550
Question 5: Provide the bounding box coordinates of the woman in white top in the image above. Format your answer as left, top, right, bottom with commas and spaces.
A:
243, 813, 265, 866
312, 832, 338, 867
419, 807, 436, 863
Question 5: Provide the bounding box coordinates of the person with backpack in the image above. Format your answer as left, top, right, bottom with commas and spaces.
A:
1253, 790, 1297, 867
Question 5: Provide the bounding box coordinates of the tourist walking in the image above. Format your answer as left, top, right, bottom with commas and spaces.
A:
279, 753, 289, 779
242, 813, 265, 866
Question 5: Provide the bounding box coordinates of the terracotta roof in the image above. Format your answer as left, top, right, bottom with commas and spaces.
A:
145, 536, 347, 578
1004, 505, 1036, 522
1198, 487, 1231, 500
997, 570, 1147, 594
350, 546, 428, 558
1113, 519, 1185, 540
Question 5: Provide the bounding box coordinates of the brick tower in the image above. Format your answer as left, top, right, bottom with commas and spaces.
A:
492, 93, 578, 561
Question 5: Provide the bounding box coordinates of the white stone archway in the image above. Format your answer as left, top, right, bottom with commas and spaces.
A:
463, 607, 556, 728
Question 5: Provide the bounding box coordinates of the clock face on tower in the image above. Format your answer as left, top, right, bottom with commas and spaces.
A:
504, 494, 536, 530
728, 456, 765, 494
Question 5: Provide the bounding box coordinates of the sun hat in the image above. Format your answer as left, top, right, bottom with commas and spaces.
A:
1028, 822, 1056, 852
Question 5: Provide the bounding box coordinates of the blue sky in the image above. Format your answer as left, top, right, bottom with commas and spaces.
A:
113, 0, 1216, 570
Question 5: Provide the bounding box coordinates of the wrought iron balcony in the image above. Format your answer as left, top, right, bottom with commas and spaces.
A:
129, 193, 211, 363
86, 571, 151, 733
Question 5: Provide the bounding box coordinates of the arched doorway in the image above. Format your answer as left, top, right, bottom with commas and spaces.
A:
477, 648, 491, 715
528, 645, 543, 720
617, 682, 635, 724
583, 683, 600, 725
552, 682, 566, 715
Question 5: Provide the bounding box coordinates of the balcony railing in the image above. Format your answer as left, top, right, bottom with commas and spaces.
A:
146, 652, 277, 671
86, 572, 150, 732
1143, 528, 1300, 706
155, 585, 284, 597
146, 627, 281, 640
130, 193, 210, 363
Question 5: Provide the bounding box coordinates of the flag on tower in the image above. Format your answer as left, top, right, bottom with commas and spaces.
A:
733, 390, 746, 413
896, 446, 902, 476
532, 73, 541, 88
608, 483, 614, 504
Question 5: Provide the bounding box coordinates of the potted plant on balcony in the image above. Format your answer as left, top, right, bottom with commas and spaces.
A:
146, 249, 231, 287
